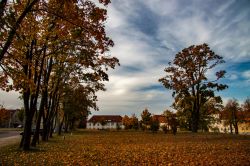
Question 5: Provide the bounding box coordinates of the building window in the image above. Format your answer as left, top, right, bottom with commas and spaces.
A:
111, 122, 114, 126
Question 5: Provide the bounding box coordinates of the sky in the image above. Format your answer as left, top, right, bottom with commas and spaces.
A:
1, 0, 250, 117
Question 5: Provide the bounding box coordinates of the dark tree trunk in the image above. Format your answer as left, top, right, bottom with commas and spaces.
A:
20, 92, 35, 150
31, 46, 46, 147
234, 123, 238, 134
191, 108, 199, 133
191, 113, 198, 132
229, 123, 233, 134
21, 114, 33, 150
31, 102, 43, 146
20, 40, 36, 150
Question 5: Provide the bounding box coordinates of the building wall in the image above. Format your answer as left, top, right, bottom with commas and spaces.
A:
209, 119, 235, 133
87, 122, 123, 129
238, 122, 250, 135
208, 116, 250, 134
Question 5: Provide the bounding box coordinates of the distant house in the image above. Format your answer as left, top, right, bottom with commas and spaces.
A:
0, 109, 21, 128
209, 114, 250, 134
87, 115, 123, 129
209, 114, 233, 133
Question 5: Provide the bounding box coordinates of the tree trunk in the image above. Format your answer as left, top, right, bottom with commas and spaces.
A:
191, 110, 198, 132
234, 123, 238, 134
229, 123, 233, 134
31, 105, 43, 146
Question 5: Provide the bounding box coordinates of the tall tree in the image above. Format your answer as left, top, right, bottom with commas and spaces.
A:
159, 43, 228, 132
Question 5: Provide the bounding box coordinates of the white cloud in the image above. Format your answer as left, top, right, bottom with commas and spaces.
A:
242, 70, 250, 81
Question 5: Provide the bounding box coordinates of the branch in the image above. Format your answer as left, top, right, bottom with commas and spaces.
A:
0, 0, 39, 62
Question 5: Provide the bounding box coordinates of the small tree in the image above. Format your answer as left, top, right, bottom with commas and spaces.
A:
130, 114, 139, 130
122, 115, 131, 130
122, 114, 139, 130
222, 99, 243, 134
100, 118, 107, 129
150, 116, 160, 133
163, 110, 178, 135
141, 108, 152, 130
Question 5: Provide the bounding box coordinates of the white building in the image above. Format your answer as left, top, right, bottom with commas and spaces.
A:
209, 114, 235, 133
87, 115, 123, 130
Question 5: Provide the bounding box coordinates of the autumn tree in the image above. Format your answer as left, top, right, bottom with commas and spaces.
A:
130, 114, 139, 130
159, 43, 227, 132
163, 110, 178, 135
122, 115, 131, 130
122, 114, 139, 130
150, 116, 160, 132
62, 85, 95, 132
222, 99, 243, 134
140, 108, 152, 130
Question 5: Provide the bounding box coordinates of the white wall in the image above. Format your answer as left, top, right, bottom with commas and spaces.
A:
87, 122, 123, 129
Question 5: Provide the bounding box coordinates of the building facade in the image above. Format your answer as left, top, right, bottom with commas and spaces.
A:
87, 115, 123, 129
209, 114, 250, 134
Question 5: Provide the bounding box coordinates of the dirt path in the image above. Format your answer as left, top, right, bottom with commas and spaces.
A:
0, 135, 20, 148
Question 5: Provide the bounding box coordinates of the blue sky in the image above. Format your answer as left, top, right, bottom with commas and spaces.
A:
1, 0, 250, 117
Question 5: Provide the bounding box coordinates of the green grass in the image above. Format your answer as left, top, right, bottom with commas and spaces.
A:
0, 130, 250, 165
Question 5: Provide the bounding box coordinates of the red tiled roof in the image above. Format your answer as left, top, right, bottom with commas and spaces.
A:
153, 115, 167, 123
88, 115, 122, 123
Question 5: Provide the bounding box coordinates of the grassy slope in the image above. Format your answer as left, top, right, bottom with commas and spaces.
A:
0, 130, 250, 165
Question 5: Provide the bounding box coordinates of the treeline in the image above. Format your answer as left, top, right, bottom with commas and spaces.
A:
0, 0, 118, 150
122, 97, 250, 135
122, 108, 178, 135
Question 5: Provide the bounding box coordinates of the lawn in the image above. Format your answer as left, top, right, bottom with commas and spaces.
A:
0, 130, 250, 165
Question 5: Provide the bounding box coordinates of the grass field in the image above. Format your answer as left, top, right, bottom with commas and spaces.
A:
0, 130, 250, 165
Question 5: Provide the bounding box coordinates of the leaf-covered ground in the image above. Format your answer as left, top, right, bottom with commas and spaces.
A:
0, 131, 250, 165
